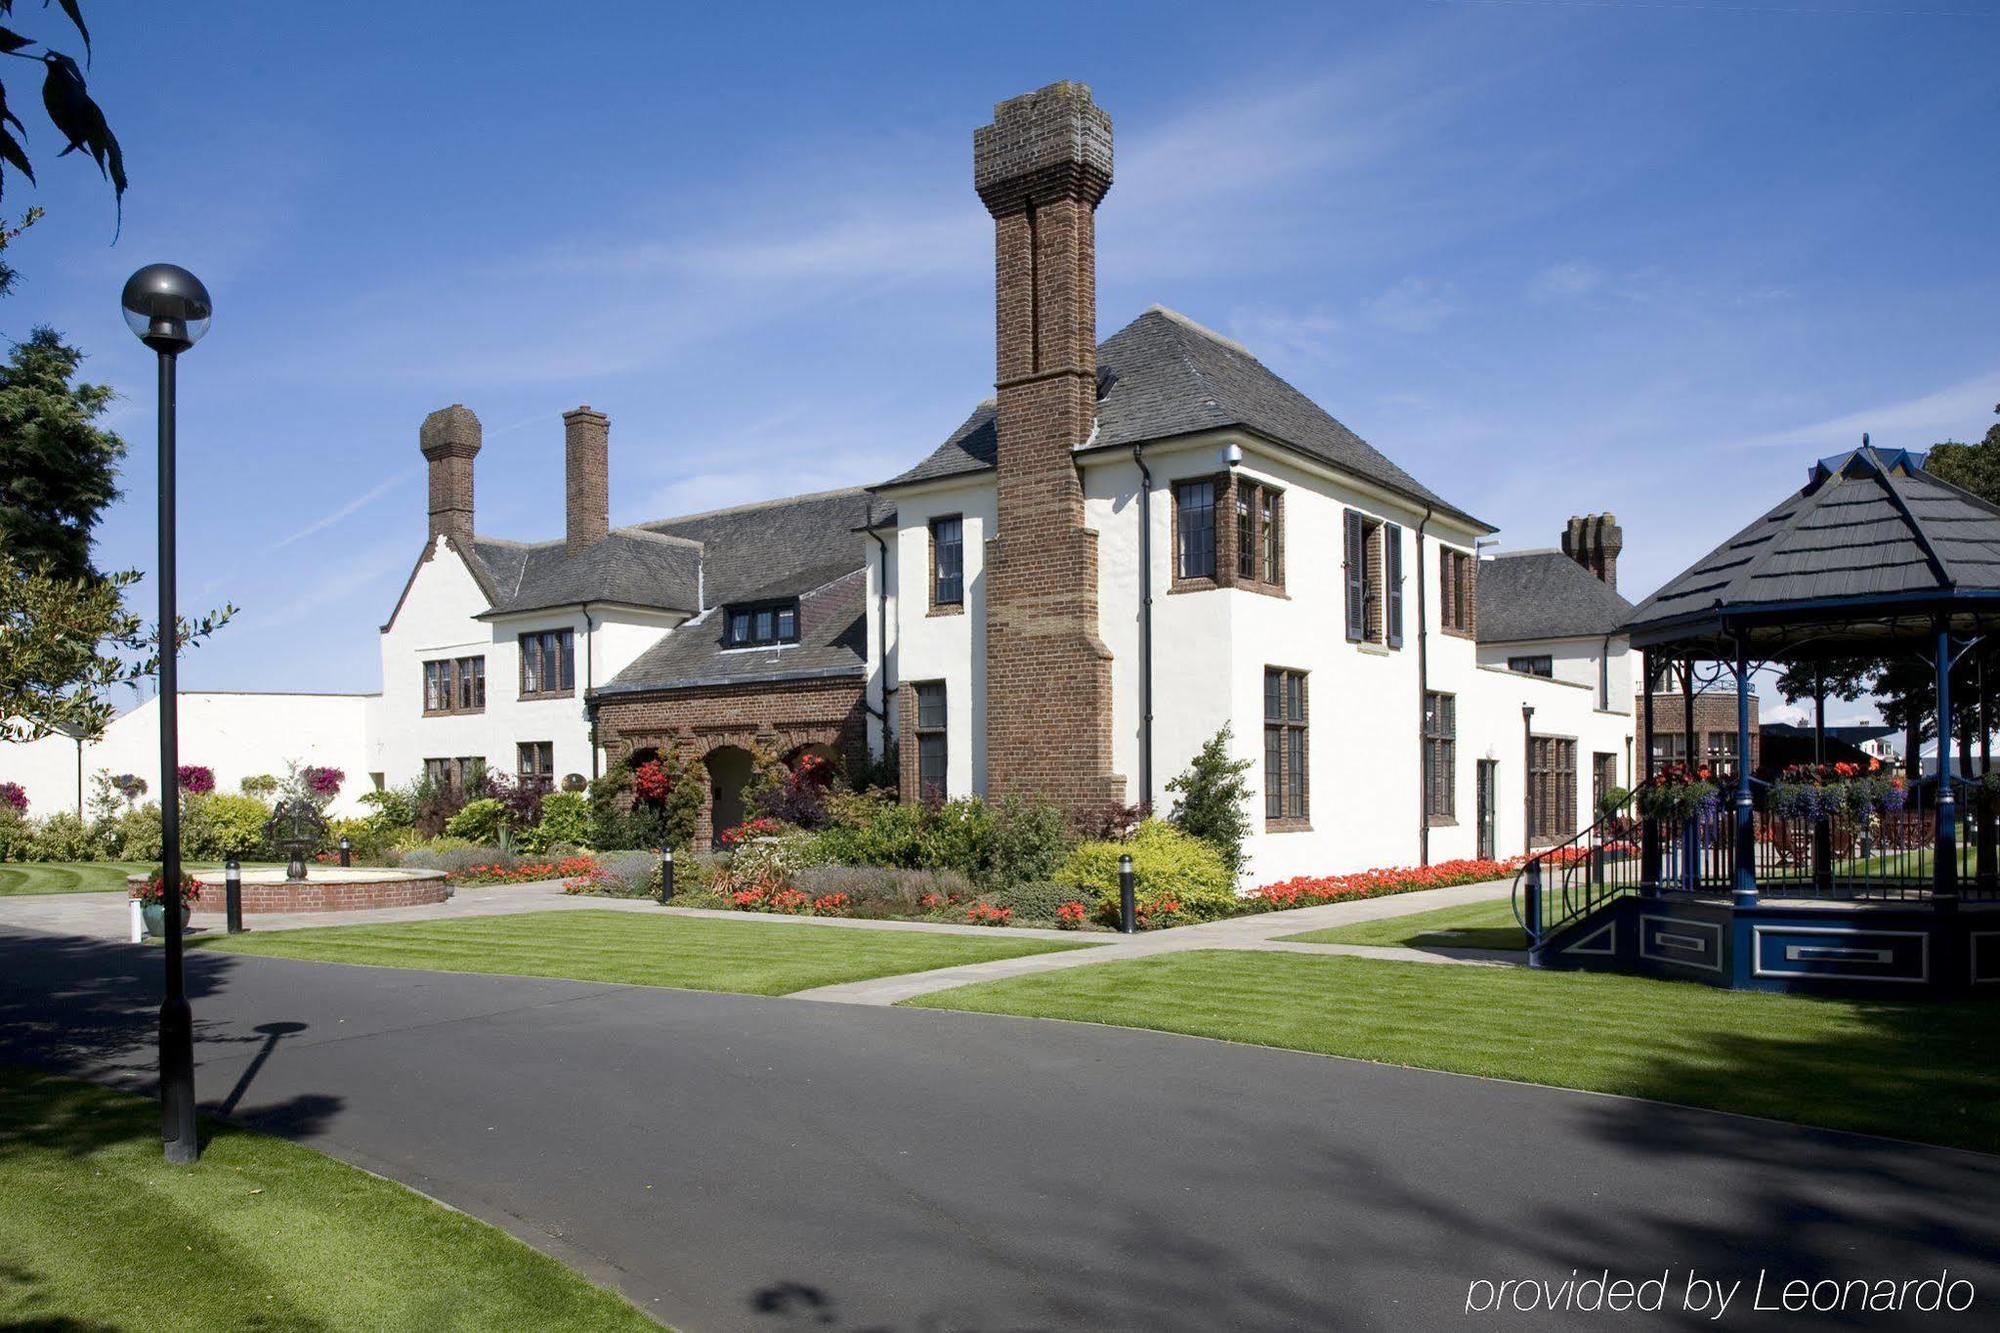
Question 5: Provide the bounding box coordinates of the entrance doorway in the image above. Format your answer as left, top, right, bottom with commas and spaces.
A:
704, 746, 753, 848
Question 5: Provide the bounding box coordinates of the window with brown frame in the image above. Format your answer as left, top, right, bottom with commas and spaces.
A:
1263, 667, 1308, 827
1528, 735, 1577, 845
1175, 479, 1217, 582
519, 629, 575, 697
914, 682, 948, 799
517, 741, 554, 792
1235, 485, 1256, 579
421, 656, 485, 715
423, 756, 484, 790
1424, 691, 1456, 823
1261, 488, 1282, 586
1593, 752, 1619, 813
930, 515, 964, 609
1440, 548, 1476, 635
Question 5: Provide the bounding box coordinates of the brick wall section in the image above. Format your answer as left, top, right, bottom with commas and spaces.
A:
420, 404, 482, 544
1638, 691, 1761, 773
597, 677, 867, 847
974, 83, 1126, 816
564, 405, 611, 555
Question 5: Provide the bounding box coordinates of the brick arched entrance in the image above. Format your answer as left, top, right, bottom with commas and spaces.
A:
594, 676, 867, 849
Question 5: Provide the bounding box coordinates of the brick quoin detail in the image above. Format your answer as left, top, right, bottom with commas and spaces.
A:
596, 678, 867, 848
974, 82, 1126, 818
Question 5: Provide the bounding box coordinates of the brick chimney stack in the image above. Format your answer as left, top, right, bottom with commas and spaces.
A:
563, 405, 610, 556
419, 404, 481, 545
1562, 513, 1623, 590
968, 81, 1125, 815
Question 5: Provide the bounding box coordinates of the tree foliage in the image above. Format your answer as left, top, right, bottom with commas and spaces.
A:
0, 2, 125, 233
1165, 725, 1254, 877
0, 324, 121, 581
1921, 405, 2000, 505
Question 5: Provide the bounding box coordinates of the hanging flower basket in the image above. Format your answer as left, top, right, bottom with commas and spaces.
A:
1636, 765, 1718, 823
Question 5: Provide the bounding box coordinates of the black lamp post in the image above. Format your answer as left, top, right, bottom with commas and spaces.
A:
122, 262, 212, 1165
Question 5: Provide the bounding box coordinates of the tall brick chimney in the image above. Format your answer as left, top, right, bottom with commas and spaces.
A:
419, 404, 481, 545
1562, 512, 1623, 590
563, 405, 610, 556
971, 82, 1125, 815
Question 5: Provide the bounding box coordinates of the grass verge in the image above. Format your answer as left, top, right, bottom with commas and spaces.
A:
1280, 898, 1527, 950
0, 861, 284, 896
0, 1065, 655, 1329
908, 950, 2000, 1153
197, 909, 1095, 995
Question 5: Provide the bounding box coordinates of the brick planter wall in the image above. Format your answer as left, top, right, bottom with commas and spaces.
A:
144, 872, 452, 914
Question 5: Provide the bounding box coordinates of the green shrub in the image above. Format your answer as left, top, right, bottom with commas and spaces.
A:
813, 792, 927, 868
987, 798, 1074, 887
325, 816, 391, 863
587, 756, 700, 851
1165, 726, 1253, 878
521, 791, 592, 853
239, 773, 280, 798
27, 812, 101, 862
918, 798, 995, 877
0, 807, 28, 861
444, 798, 508, 844
1056, 819, 1237, 924
192, 793, 271, 859
111, 804, 163, 861
359, 787, 416, 834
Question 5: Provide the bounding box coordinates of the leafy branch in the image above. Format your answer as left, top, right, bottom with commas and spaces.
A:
0, 2, 124, 236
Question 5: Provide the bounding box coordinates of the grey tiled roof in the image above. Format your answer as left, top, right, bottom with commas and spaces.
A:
1626, 447, 2000, 644
603, 569, 867, 694
472, 529, 701, 617
641, 488, 874, 608
1476, 551, 1634, 643
877, 306, 1488, 528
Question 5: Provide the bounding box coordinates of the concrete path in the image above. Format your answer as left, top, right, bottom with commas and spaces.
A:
790, 876, 1521, 1004
3, 925, 1993, 1332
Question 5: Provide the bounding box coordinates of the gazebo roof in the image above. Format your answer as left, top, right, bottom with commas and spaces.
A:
1626, 445, 2000, 652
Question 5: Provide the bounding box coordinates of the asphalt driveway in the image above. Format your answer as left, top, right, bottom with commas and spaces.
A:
2, 925, 1996, 1330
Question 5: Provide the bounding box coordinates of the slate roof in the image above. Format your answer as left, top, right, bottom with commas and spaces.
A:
641, 488, 875, 608
471, 529, 701, 618
601, 569, 868, 695
1626, 447, 2000, 648
1476, 550, 1634, 643
877, 306, 1489, 530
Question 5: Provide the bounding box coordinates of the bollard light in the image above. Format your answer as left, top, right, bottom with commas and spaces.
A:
338, 836, 352, 868
123, 262, 212, 1165
660, 845, 675, 904
1118, 853, 1136, 934
224, 856, 243, 935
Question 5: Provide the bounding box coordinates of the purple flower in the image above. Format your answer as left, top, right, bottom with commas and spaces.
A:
304, 766, 344, 800
177, 765, 215, 795
0, 782, 26, 815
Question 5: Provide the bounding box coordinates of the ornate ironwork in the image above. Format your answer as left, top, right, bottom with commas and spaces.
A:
264, 799, 327, 881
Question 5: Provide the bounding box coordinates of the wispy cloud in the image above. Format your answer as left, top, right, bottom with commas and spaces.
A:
1729, 369, 2000, 453
272, 468, 418, 549
1366, 277, 1458, 333
1528, 260, 1606, 302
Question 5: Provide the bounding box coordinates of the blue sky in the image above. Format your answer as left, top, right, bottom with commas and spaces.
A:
9, 0, 1996, 722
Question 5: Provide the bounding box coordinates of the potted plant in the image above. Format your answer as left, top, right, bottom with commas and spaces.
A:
1636, 764, 1718, 824
132, 867, 203, 938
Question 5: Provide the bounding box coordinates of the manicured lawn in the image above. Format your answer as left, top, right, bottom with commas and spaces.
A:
0, 861, 283, 896
0, 1065, 655, 1329
198, 909, 1096, 995
1280, 898, 1527, 951
910, 950, 2000, 1153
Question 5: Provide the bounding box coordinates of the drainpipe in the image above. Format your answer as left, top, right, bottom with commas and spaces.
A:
1415, 504, 1433, 864
868, 530, 896, 758
1132, 444, 1155, 808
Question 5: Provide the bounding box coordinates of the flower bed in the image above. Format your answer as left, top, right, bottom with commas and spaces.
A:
1251, 857, 1517, 911
452, 856, 598, 886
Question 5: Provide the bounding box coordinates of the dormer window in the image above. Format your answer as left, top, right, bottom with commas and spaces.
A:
726, 599, 799, 647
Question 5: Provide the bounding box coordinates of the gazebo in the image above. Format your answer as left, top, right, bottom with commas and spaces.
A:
1520, 444, 2000, 996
